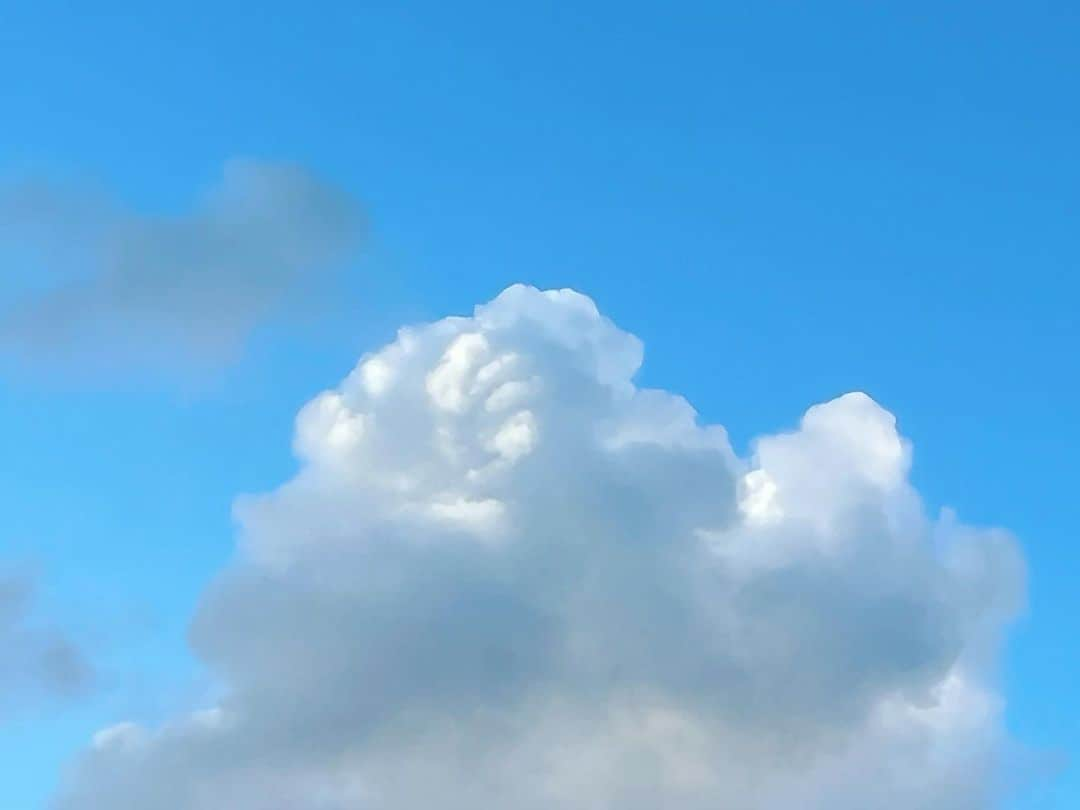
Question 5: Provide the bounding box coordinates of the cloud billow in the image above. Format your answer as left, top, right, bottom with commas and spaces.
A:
55, 285, 1024, 809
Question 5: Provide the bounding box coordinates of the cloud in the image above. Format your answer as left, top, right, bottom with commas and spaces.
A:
0, 160, 363, 371
53, 285, 1024, 809
0, 572, 92, 708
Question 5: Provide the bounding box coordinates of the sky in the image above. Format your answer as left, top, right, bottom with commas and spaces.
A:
0, 2, 1077, 807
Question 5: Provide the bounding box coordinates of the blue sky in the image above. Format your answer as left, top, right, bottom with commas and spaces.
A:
1, 3, 1077, 807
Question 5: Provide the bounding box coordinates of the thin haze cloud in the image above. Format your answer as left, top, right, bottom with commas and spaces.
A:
0, 160, 364, 374
0, 571, 92, 712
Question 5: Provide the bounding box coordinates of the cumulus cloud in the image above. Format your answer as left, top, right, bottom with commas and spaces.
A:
0, 160, 363, 370
0, 572, 91, 709
54, 285, 1024, 809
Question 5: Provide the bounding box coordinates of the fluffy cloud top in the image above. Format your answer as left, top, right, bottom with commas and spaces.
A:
56, 286, 1023, 809
0, 160, 362, 370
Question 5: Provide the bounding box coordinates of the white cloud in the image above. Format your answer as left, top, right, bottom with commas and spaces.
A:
54, 285, 1024, 809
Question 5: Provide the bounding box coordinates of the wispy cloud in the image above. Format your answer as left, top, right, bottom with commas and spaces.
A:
0, 160, 364, 374
0, 571, 92, 711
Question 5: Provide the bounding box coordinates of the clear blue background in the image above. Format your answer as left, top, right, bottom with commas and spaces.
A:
1, 2, 1076, 806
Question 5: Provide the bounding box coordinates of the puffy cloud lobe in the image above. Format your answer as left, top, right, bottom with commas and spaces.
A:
55, 286, 1024, 809
0, 160, 362, 370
